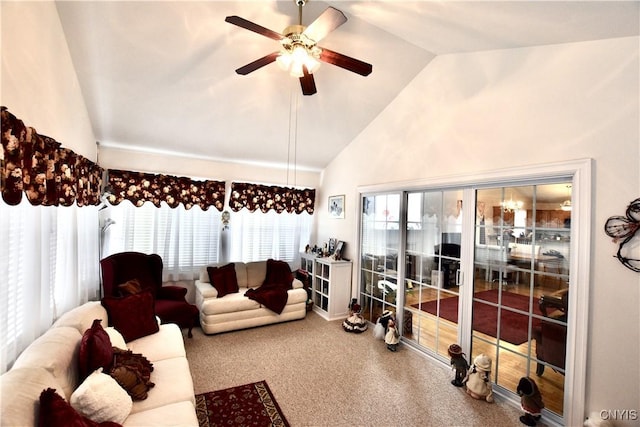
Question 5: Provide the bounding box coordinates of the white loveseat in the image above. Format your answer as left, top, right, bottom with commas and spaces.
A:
0, 301, 198, 426
195, 261, 307, 335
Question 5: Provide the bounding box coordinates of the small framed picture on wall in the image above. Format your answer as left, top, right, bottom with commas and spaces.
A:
328, 195, 345, 219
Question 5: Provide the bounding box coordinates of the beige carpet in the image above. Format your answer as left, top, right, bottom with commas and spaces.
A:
185, 311, 544, 427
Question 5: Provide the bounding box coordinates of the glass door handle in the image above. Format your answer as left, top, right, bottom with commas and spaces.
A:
456, 270, 463, 286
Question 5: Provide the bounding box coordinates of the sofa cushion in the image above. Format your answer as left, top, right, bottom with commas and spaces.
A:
70, 368, 132, 424
12, 326, 82, 400
245, 261, 267, 288
127, 324, 186, 362
101, 291, 159, 342
38, 388, 121, 427
105, 327, 128, 350
207, 263, 238, 297
234, 262, 248, 288
0, 367, 62, 427
79, 319, 114, 381
199, 292, 261, 316
123, 400, 198, 427
52, 302, 108, 334
128, 357, 195, 415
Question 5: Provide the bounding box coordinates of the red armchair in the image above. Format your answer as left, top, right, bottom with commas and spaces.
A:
100, 252, 199, 338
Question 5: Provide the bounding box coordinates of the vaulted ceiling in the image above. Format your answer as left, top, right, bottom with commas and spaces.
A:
55, 1, 639, 171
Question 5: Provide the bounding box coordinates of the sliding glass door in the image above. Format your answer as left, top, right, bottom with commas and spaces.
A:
358, 177, 575, 422
403, 190, 463, 358
472, 183, 570, 417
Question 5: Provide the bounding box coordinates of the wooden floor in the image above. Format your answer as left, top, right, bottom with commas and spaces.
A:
363, 275, 567, 416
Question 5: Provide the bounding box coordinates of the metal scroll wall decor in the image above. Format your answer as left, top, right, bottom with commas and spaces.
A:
604, 197, 640, 272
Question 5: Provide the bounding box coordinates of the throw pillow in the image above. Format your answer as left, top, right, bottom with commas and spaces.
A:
70, 368, 132, 424
38, 388, 122, 427
101, 291, 159, 342
207, 263, 238, 297
109, 348, 155, 401
117, 279, 143, 296
78, 319, 114, 381
263, 259, 293, 289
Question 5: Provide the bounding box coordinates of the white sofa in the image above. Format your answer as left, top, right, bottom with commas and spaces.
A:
195, 261, 307, 335
0, 301, 198, 426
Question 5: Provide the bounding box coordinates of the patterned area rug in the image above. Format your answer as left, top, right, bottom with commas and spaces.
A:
195, 380, 290, 427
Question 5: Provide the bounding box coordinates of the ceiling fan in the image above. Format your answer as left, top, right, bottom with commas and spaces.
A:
225, 0, 372, 96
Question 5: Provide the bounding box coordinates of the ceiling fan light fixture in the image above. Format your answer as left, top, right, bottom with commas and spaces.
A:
226, 4, 371, 95
276, 39, 321, 77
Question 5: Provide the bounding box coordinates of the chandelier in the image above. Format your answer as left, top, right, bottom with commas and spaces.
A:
501, 196, 523, 213
560, 185, 572, 211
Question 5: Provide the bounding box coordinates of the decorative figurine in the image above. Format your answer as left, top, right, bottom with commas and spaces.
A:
384, 318, 400, 352
463, 353, 494, 403
373, 310, 394, 340
343, 298, 367, 333
448, 344, 469, 387
517, 377, 544, 426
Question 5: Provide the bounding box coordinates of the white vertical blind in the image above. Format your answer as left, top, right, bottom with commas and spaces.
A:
102, 201, 222, 280
0, 199, 100, 374
228, 209, 312, 264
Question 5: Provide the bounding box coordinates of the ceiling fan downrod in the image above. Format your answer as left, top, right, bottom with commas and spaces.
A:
297, 0, 304, 25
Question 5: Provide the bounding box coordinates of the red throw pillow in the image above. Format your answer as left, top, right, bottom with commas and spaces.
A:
101, 291, 159, 342
207, 263, 238, 297
38, 388, 122, 427
78, 319, 114, 381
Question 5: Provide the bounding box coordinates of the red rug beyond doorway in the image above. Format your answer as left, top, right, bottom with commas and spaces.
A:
411, 289, 543, 345
195, 380, 290, 427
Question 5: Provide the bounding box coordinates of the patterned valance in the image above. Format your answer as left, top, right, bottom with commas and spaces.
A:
1, 107, 104, 206
229, 182, 315, 214
105, 169, 225, 211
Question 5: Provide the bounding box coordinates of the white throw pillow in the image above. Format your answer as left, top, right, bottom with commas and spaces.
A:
104, 327, 127, 350
70, 368, 132, 424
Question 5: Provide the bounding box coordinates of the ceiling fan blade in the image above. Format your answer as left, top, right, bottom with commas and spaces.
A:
299, 67, 317, 96
319, 48, 372, 76
302, 7, 347, 43
235, 52, 279, 75
225, 16, 283, 41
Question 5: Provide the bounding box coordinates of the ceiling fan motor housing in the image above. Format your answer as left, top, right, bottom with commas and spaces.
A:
281, 26, 321, 59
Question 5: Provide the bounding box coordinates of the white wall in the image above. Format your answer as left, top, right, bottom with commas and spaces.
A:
318, 37, 640, 424
1, 1, 96, 159
98, 146, 320, 190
